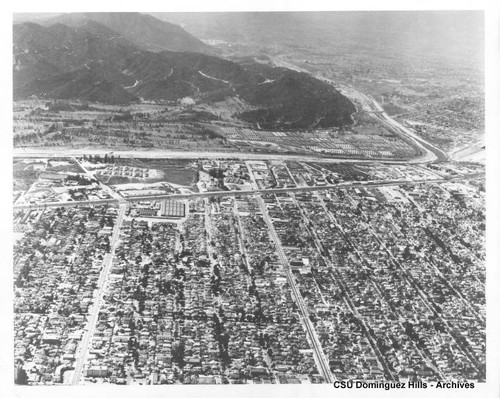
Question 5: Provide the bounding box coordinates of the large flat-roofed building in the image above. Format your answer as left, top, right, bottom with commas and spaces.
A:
85, 366, 109, 378
160, 201, 186, 218
137, 208, 158, 217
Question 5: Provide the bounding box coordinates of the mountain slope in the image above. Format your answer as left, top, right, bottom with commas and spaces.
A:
236, 69, 355, 129
13, 19, 355, 129
47, 12, 214, 55
15, 69, 138, 104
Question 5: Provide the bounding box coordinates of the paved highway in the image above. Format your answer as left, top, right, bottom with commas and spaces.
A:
270, 54, 450, 164
15, 57, 452, 168
14, 172, 484, 211
257, 195, 334, 383
71, 203, 126, 385
367, 94, 450, 162
13, 147, 428, 164
124, 173, 482, 202
72, 157, 127, 204
335, 83, 449, 163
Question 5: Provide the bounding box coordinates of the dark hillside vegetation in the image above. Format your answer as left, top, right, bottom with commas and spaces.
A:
46, 12, 214, 54
13, 13, 355, 129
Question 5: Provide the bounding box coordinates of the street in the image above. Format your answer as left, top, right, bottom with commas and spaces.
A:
70, 203, 126, 385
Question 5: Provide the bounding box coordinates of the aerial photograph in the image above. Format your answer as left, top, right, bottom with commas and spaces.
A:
10, 9, 489, 391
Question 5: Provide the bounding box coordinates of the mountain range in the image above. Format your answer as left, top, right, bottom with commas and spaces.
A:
13, 12, 355, 129
44, 12, 214, 55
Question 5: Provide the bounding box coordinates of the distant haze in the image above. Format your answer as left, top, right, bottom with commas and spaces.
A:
153, 11, 484, 69
13, 13, 61, 23
14, 11, 484, 69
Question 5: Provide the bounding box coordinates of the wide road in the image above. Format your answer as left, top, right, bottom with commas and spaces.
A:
333, 83, 449, 163
365, 93, 450, 162
257, 195, 335, 383
270, 54, 450, 163
71, 203, 126, 385
72, 156, 127, 204
14, 172, 484, 211
15, 58, 452, 166
13, 147, 424, 164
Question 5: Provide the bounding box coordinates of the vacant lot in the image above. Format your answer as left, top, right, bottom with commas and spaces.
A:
13, 159, 45, 190
45, 159, 84, 174
110, 158, 198, 186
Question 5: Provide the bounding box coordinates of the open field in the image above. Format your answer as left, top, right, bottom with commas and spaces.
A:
14, 95, 426, 161
113, 158, 198, 186
90, 158, 198, 186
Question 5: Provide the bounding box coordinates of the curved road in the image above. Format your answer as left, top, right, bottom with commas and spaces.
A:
365, 93, 450, 162
332, 82, 450, 163
271, 54, 450, 163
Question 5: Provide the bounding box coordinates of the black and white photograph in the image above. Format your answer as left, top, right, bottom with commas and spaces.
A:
3, 1, 499, 397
